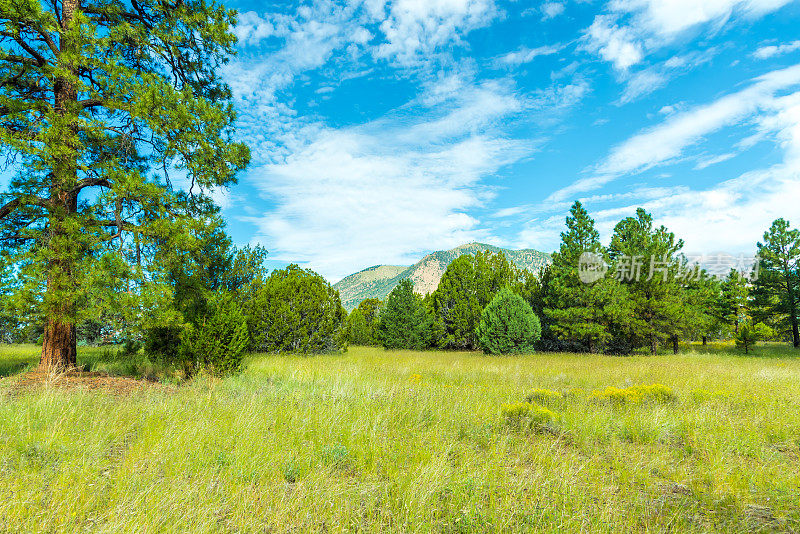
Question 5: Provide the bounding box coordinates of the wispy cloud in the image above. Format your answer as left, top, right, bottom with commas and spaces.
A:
495, 44, 565, 68
753, 40, 800, 59
546, 63, 800, 202
582, 0, 795, 99
694, 152, 737, 169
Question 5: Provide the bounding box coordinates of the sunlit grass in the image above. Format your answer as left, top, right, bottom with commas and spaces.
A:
1, 344, 799, 532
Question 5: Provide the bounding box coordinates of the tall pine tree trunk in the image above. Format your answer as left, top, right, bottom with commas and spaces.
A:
40, 0, 80, 370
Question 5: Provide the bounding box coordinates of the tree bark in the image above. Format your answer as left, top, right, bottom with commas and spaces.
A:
672, 335, 679, 354
650, 335, 657, 356
39, 0, 80, 370
702, 336, 707, 346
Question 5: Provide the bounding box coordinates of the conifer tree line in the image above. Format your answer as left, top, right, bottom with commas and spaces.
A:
1, 1, 798, 371
355, 202, 800, 356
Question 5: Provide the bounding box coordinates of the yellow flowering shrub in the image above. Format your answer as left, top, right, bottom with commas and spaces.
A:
501, 401, 556, 429
590, 384, 675, 404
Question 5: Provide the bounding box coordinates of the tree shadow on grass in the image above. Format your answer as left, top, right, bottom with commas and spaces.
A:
0, 358, 37, 378
684, 342, 800, 359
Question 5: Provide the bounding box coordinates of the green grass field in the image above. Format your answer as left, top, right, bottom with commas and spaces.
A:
1, 344, 799, 532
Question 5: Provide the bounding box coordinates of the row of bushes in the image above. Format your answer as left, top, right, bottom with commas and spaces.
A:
143, 264, 347, 376
349, 279, 542, 355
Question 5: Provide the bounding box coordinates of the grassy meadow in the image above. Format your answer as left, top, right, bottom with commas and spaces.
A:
1, 344, 799, 532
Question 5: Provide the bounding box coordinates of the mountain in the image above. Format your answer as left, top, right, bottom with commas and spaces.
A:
334, 243, 551, 311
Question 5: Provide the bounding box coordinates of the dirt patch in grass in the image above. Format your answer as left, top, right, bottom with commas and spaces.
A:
1, 369, 174, 396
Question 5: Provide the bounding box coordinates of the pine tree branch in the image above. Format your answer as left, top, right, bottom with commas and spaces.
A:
69, 177, 111, 193
0, 31, 50, 67
0, 195, 50, 219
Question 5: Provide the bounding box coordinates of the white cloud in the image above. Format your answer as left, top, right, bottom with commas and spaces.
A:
544, 63, 800, 203
617, 50, 717, 103
590, 167, 800, 255
541, 2, 566, 20
245, 128, 528, 280
753, 40, 800, 59
599, 64, 800, 176
584, 0, 795, 70
608, 0, 794, 40
496, 44, 564, 67
238, 75, 537, 280
694, 152, 737, 169
584, 15, 643, 72
375, 0, 498, 67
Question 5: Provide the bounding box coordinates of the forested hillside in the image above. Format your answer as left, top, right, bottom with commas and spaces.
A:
334, 243, 551, 310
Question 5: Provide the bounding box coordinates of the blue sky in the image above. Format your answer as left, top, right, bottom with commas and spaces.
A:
216, 0, 800, 280
8, 0, 798, 281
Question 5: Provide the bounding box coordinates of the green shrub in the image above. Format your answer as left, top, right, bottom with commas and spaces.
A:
476, 287, 541, 354
179, 292, 249, 376
144, 325, 183, 364
590, 384, 675, 404
734, 321, 775, 354
246, 265, 346, 353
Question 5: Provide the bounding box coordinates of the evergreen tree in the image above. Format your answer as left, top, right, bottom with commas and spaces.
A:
678, 272, 722, 349
346, 298, 381, 346
717, 269, 750, 336
179, 291, 249, 376
542, 201, 631, 353
608, 208, 684, 355
734, 320, 774, 355
0, 0, 249, 368
753, 219, 800, 348
246, 265, 347, 354
431, 251, 520, 349
476, 287, 541, 354
378, 279, 432, 350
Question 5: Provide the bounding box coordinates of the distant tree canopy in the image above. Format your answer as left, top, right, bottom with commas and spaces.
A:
378, 279, 432, 350
477, 287, 541, 355
431, 251, 521, 350
0, 0, 250, 369
246, 265, 347, 354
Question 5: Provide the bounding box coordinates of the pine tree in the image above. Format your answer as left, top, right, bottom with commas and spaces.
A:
717, 269, 750, 337
753, 219, 800, 348
378, 279, 432, 350
608, 208, 684, 356
476, 287, 541, 354
678, 273, 722, 349
0, 1, 249, 368
542, 201, 631, 353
